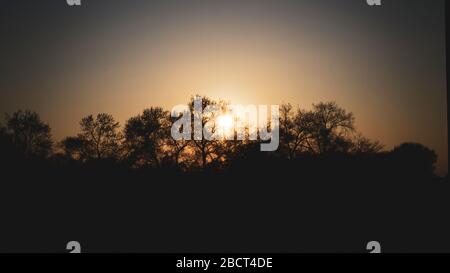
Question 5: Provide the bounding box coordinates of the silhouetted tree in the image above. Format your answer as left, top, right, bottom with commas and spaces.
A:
351, 133, 383, 155
187, 95, 226, 169
59, 136, 90, 161
4, 110, 53, 158
2, 99, 442, 179
166, 114, 190, 169
279, 104, 311, 159
123, 107, 169, 168
279, 102, 361, 157
391, 143, 437, 177
303, 102, 355, 154
77, 113, 122, 160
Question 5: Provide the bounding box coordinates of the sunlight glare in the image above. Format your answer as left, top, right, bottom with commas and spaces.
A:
216, 114, 234, 138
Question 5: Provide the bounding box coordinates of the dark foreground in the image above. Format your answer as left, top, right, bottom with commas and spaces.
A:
1, 155, 448, 253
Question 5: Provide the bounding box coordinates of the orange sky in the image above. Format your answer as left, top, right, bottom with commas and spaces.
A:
0, 0, 447, 175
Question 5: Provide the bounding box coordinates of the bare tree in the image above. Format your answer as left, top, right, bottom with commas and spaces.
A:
303, 102, 355, 154
351, 133, 383, 155
166, 114, 189, 169
279, 104, 311, 159
186, 95, 224, 169
78, 113, 122, 160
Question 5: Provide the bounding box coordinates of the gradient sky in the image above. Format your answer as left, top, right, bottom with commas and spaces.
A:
0, 0, 447, 175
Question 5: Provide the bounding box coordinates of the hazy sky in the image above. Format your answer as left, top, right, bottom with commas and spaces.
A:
0, 0, 447, 174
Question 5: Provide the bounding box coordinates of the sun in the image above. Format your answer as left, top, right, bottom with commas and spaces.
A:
216, 114, 234, 137
217, 114, 234, 130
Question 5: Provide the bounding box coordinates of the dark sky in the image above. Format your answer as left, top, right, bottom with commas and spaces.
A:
0, 0, 447, 174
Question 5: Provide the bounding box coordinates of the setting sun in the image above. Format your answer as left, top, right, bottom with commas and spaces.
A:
216, 114, 235, 137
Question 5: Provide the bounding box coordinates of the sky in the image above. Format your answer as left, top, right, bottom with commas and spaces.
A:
0, 0, 447, 175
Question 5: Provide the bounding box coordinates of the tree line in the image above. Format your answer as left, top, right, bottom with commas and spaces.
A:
0, 96, 439, 177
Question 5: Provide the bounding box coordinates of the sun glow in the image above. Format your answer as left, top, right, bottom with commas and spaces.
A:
216, 114, 235, 138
